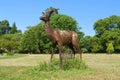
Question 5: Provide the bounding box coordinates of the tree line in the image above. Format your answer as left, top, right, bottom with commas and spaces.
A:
81, 15, 120, 53
0, 8, 120, 54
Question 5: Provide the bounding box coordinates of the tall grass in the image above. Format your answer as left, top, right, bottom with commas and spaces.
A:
28, 58, 88, 72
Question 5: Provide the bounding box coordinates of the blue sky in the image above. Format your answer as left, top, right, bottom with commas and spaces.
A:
0, 0, 120, 36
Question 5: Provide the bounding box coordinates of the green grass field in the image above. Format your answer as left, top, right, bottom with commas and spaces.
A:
0, 54, 120, 80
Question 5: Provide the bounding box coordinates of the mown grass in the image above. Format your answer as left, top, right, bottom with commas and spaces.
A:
0, 54, 120, 80
0, 66, 92, 80
0, 54, 26, 59
0, 66, 29, 80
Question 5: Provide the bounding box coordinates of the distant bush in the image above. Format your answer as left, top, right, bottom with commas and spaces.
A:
2, 52, 14, 56
81, 48, 88, 53
2, 53, 8, 56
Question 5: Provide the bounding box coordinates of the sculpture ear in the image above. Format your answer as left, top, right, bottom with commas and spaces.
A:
42, 12, 45, 14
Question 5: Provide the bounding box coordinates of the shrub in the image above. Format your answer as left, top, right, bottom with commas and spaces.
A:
106, 42, 114, 54
2, 53, 9, 56
2, 52, 14, 56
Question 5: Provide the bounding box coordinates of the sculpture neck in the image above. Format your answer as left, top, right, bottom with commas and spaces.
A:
45, 21, 53, 36
45, 21, 51, 28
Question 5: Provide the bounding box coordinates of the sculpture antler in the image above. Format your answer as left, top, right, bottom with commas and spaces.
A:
48, 8, 59, 17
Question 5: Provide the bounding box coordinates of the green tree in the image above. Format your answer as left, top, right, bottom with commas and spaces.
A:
32, 23, 51, 53
94, 15, 120, 37
20, 23, 51, 54
20, 27, 37, 54
93, 15, 120, 53
91, 36, 104, 53
106, 42, 114, 54
0, 33, 22, 54
51, 14, 79, 32
0, 20, 11, 35
80, 36, 92, 52
10, 22, 18, 34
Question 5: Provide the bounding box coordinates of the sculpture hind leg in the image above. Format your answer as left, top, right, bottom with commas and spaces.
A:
69, 45, 76, 58
72, 43, 82, 59
50, 43, 56, 63
58, 43, 63, 70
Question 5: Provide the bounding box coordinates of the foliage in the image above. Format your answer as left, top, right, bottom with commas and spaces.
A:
51, 14, 79, 32
20, 23, 51, 53
81, 48, 88, 53
80, 36, 92, 52
10, 22, 21, 34
0, 20, 11, 35
0, 33, 22, 54
91, 36, 103, 53
20, 27, 37, 53
0, 20, 21, 35
93, 15, 120, 53
94, 15, 120, 36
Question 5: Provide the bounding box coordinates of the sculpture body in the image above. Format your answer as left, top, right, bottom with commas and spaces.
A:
40, 9, 82, 69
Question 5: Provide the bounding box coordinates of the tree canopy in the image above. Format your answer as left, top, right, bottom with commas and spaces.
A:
20, 23, 51, 54
0, 20, 11, 35
93, 15, 120, 53
51, 14, 79, 31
